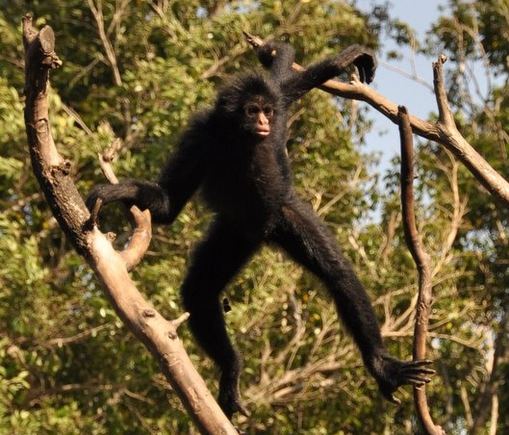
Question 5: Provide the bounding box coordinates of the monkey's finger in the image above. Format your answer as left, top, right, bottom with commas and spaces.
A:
404, 363, 436, 372
85, 194, 99, 211
366, 65, 375, 83
409, 359, 434, 366
85, 195, 101, 213
407, 370, 434, 379
406, 382, 426, 390
403, 360, 434, 371
403, 372, 435, 381
401, 366, 436, 375
357, 65, 366, 83
405, 376, 431, 385
361, 67, 368, 83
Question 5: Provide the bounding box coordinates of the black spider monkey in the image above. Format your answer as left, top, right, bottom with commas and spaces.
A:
87, 41, 434, 418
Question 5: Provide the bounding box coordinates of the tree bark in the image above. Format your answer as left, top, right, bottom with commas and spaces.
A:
398, 106, 445, 435
244, 32, 509, 208
22, 14, 236, 435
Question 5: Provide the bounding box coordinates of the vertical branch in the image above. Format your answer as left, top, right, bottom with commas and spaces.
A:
471, 310, 508, 434
398, 106, 445, 435
87, 0, 122, 86
432, 55, 455, 128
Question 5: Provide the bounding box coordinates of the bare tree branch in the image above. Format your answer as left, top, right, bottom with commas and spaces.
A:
244, 32, 509, 208
398, 106, 444, 435
87, 0, 122, 86
22, 14, 237, 434
97, 138, 152, 270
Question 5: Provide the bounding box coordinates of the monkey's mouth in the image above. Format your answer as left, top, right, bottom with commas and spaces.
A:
255, 128, 270, 137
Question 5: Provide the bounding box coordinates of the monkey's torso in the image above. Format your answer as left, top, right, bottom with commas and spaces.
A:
200, 113, 292, 229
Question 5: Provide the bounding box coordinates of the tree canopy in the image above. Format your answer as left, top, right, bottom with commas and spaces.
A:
0, 1, 507, 433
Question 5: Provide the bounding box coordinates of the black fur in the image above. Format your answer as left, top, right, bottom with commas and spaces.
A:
86, 42, 433, 418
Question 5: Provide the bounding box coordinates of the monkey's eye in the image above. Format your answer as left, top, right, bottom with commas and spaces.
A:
263, 106, 274, 117
246, 105, 260, 116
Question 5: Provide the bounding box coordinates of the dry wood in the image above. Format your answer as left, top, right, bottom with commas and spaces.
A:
244, 32, 509, 208
22, 14, 236, 434
398, 106, 444, 435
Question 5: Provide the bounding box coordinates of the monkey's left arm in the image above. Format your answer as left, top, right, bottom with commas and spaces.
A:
281, 44, 377, 104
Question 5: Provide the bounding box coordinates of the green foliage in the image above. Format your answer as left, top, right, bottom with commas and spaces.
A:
1, 0, 507, 433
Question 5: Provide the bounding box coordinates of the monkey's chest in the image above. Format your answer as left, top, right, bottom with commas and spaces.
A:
201, 146, 290, 221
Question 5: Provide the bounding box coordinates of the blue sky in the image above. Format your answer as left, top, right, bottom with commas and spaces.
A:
355, 1, 447, 171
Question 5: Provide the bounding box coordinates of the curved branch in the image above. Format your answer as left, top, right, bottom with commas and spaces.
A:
98, 139, 151, 271
22, 14, 236, 434
398, 106, 444, 435
244, 32, 509, 208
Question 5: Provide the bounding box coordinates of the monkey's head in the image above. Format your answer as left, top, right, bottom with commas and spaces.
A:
216, 74, 280, 139
241, 94, 274, 138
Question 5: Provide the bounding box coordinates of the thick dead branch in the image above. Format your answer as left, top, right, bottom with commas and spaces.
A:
244, 32, 509, 208
398, 106, 444, 435
22, 14, 236, 434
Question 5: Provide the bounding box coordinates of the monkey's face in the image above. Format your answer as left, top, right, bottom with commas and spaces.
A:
242, 96, 274, 138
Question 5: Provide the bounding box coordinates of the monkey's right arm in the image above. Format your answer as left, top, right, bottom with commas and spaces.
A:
86, 118, 208, 225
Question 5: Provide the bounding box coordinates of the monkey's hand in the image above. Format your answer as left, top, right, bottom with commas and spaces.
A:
370, 354, 435, 404
335, 44, 377, 84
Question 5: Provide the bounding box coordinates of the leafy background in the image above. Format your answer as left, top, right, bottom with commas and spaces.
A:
0, 0, 507, 433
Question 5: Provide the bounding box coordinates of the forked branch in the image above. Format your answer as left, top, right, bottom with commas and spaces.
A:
97, 138, 151, 270
244, 32, 509, 208
22, 14, 237, 434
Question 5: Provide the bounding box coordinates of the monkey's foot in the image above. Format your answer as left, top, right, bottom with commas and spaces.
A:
218, 388, 250, 419
371, 355, 435, 404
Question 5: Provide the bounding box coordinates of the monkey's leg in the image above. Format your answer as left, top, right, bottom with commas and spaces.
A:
270, 198, 385, 364
181, 218, 260, 418
270, 197, 434, 401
